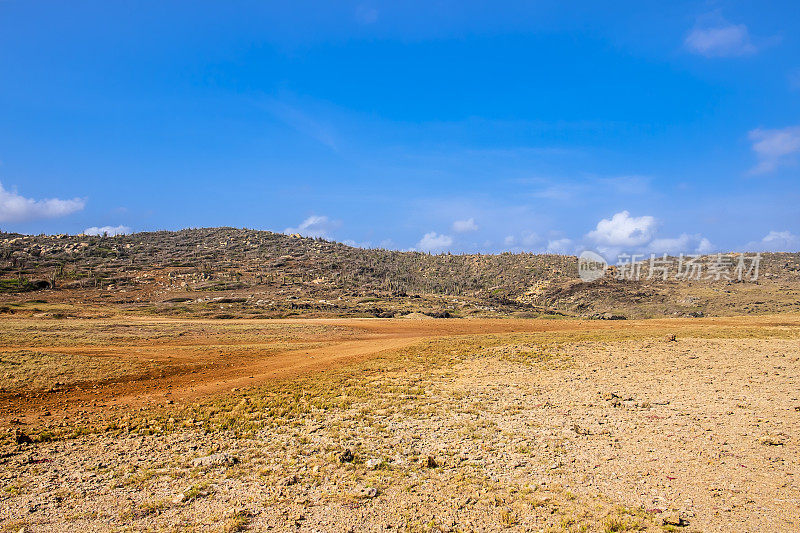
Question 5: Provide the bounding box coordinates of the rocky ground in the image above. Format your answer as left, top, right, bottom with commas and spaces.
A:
1, 318, 798, 532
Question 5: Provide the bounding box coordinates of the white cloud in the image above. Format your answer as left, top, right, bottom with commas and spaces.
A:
520, 232, 540, 246
342, 239, 373, 248
744, 230, 800, 252
748, 126, 800, 174
586, 211, 658, 248
648, 233, 714, 255
0, 182, 85, 223
452, 218, 478, 233
284, 215, 341, 238
584, 213, 718, 260
503, 235, 516, 246
685, 23, 756, 57
415, 232, 453, 252
83, 225, 132, 237
546, 238, 574, 254
697, 238, 714, 254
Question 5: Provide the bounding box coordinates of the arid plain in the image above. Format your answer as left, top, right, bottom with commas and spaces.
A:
2, 313, 798, 532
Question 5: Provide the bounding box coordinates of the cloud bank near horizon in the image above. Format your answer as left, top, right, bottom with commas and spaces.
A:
0, 182, 85, 223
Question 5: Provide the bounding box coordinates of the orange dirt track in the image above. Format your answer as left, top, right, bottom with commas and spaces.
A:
2, 315, 797, 421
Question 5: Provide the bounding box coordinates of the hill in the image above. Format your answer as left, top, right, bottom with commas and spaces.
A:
1, 227, 799, 319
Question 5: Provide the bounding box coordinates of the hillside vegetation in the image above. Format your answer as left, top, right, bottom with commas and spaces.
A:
1, 227, 799, 318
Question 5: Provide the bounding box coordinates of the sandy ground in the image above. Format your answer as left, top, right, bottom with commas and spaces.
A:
1, 315, 799, 531
1, 316, 649, 421
2, 315, 792, 420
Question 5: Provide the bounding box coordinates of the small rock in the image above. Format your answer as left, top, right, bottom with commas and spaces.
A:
192, 453, 238, 467
760, 435, 785, 446
664, 333, 677, 342
224, 507, 251, 519
572, 424, 590, 435
14, 429, 33, 445
661, 510, 689, 527
422, 455, 438, 468
355, 486, 378, 499
280, 474, 298, 486
338, 449, 354, 463
365, 458, 382, 469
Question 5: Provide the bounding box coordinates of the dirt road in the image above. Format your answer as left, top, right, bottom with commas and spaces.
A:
2, 315, 798, 421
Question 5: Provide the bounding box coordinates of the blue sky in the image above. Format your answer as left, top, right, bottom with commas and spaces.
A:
1, 1, 799, 257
